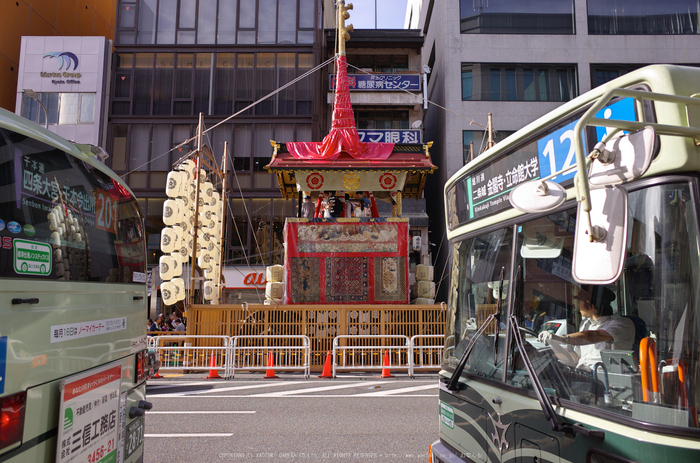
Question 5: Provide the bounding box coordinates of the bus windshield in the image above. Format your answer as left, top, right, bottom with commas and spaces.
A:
445, 180, 700, 430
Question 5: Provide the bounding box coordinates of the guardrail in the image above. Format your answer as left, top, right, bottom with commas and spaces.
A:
150, 335, 232, 378
148, 334, 443, 379
231, 335, 310, 378
409, 334, 445, 376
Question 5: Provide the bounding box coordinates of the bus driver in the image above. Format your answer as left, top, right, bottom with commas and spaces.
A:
537, 285, 635, 371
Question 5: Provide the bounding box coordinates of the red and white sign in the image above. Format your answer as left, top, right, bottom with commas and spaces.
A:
223, 267, 268, 289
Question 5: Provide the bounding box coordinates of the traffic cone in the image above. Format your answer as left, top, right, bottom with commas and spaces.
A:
206, 351, 221, 379
380, 350, 394, 378
318, 351, 333, 378
263, 351, 278, 379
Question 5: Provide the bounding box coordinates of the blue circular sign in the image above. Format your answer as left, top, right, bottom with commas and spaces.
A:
0, 219, 5, 231
8, 221, 21, 234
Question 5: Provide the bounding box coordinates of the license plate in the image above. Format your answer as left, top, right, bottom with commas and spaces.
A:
124, 416, 144, 459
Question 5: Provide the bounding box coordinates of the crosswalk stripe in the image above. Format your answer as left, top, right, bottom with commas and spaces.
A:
353, 384, 437, 396
147, 411, 255, 414
151, 381, 317, 397
145, 433, 233, 437
249, 380, 391, 396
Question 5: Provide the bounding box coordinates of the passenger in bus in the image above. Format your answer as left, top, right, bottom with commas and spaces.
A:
537, 285, 635, 371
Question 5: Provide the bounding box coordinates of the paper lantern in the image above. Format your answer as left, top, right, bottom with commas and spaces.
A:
172, 278, 186, 301
159, 255, 175, 281
203, 281, 216, 300
166, 171, 184, 198
161, 281, 178, 306
161, 227, 177, 253
162, 199, 182, 226
178, 159, 196, 184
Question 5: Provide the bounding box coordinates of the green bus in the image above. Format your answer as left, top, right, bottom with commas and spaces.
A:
0, 107, 154, 462
432, 65, 700, 463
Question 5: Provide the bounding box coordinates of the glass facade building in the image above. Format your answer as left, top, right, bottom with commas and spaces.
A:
108, 0, 322, 269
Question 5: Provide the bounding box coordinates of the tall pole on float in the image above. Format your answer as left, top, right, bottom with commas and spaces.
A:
217, 142, 229, 303
189, 112, 204, 307
338, 1, 353, 56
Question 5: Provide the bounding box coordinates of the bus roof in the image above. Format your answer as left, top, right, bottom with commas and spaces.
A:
445, 64, 700, 194
0, 106, 136, 198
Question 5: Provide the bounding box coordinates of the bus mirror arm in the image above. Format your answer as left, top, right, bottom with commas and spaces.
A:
508, 313, 605, 440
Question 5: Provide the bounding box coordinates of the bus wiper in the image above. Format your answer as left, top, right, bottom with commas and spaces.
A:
493, 267, 505, 365
508, 312, 605, 440
447, 267, 505, 392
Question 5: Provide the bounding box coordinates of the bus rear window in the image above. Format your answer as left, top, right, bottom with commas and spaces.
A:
0, 128, 145, 283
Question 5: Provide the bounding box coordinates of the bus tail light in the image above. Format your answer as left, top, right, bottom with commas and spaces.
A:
0, 391, 26, 452
136, 351, 145, 383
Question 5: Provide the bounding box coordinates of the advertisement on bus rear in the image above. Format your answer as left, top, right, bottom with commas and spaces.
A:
56, 362, 122, 463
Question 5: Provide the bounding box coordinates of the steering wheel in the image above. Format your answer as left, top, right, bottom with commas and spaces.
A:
518, 325, 539, 337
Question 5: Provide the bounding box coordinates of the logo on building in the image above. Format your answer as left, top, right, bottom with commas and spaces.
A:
43, 52, 79, 70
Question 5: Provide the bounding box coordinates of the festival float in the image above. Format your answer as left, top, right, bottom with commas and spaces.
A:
156, 1, 443, 373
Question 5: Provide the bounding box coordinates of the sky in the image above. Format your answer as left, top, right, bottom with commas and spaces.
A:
344, 0, 410, 29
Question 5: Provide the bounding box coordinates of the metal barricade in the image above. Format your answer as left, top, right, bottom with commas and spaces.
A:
409, 334, 445, 377
230, 335, 310, 378
332, 335, 411, 378
152, 335, 233, 378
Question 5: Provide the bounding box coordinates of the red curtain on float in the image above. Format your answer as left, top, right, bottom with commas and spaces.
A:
286, 55, 394, 161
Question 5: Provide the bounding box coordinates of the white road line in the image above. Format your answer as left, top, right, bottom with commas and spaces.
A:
353, 384, 437, 396
147, 411, 255, 414
154, 394, 438, 398
151, 381, 317, 397
145, 433, 233, 437
147, 381, 217, 388
249, 380, 391, 396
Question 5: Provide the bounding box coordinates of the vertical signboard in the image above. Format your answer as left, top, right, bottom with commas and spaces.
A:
56, 363, 122, 463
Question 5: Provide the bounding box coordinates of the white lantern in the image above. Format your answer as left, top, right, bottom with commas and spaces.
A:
161, 227, 177, 253
166, 171, 184, 198
172, 278, 186, 301
161, 281, 178, 306
203, 281, 216, 300
159, 255, 175, 281
162, 199, 182, 226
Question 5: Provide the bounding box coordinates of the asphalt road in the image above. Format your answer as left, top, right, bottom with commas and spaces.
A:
143, 372, 439, 463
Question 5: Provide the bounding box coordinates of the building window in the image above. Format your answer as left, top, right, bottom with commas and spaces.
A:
460, 0, 575, 34
114, 51, 312, 118
463, 130, 514, 163
21, 93, 95, 125
357, 110, 409, 130
461, 63, 578, 102
588, 0, 700, 35
347, 55, 409, 73
117, 0, 317, 45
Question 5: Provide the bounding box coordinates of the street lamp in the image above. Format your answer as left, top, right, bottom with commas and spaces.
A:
23, 89, 48, 130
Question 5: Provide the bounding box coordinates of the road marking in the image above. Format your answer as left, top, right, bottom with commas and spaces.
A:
147, 381, 219, 388
147, 411, 256, 414
145, 433, 233, 437
353, 384, 437, 396
151, 381, 318, 397
156, 394, 438, 398
249, 380, 392, 397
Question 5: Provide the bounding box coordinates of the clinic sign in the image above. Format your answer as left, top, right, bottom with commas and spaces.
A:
330, 73, 421, 91
41, 51, 81, 84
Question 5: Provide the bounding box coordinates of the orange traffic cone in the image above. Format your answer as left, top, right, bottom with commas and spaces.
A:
206, 352, 221, 379
318, 351, 333, 378
380, 350, 394, 378
263, 351, 278, 379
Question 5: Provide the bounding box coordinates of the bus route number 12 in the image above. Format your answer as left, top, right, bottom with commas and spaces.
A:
537, 119, 578, 184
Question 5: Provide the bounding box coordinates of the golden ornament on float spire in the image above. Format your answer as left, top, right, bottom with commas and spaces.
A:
338, 1, 353, 55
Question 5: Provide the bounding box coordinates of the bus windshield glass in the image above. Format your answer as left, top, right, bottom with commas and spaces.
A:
0, 127, 144, 283
445, 181, 700, 430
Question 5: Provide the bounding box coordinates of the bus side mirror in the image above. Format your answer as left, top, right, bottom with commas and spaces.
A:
572, 186, 628, 284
